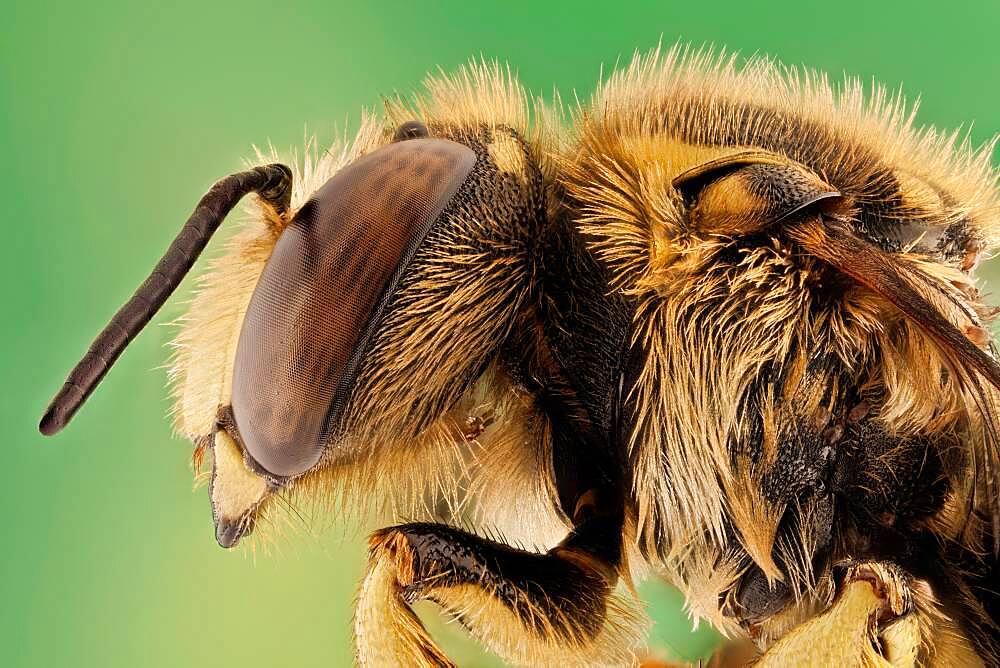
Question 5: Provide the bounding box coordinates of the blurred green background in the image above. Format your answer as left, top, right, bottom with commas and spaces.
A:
3, 1, 999, 666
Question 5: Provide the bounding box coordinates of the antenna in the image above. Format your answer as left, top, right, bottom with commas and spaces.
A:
39, 163, 292, 435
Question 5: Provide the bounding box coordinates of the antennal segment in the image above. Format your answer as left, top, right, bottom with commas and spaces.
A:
39, 163, 293, 436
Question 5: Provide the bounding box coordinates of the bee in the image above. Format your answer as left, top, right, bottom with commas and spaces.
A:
40, 44, 1000, 666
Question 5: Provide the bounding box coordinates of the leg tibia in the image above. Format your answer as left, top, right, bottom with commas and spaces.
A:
354, 521, 647, 667
355, 530, 455, 668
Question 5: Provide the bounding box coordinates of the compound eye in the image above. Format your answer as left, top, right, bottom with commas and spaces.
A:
231, 138, 475, 478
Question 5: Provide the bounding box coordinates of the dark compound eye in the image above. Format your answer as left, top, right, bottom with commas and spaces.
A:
230, 138, 475, 478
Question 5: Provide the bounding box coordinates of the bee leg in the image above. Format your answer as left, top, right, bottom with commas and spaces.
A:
354, 512, 646, 667
755, 561, 935, 667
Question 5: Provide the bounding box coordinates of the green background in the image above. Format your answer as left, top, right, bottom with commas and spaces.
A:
3, 1, 999, 666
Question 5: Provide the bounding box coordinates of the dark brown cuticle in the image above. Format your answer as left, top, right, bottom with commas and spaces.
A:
393, 120, 430, 142
39, 164, 293, 436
